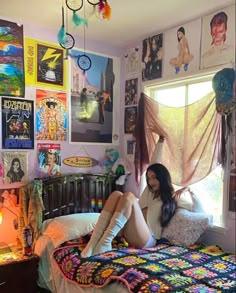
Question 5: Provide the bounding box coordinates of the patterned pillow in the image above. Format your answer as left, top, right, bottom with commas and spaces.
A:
161, 208, 209, 247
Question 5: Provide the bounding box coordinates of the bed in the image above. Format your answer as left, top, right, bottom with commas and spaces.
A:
33, 174, 236, 293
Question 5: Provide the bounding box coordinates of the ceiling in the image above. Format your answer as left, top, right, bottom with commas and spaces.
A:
0, 0, 233, 50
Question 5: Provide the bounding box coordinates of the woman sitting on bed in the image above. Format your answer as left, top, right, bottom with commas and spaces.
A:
81, 138, 185, 257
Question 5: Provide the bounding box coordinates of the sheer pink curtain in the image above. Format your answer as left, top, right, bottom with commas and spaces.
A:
134, 92, 223, 186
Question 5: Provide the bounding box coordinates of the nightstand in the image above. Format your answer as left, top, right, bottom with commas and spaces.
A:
0, 254, 39, 293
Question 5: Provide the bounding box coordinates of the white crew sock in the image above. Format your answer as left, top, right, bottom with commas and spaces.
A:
80, 210, 111, 257
93, 212, 128, 255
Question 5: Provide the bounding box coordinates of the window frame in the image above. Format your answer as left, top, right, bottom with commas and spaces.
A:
144, 72, 231, 230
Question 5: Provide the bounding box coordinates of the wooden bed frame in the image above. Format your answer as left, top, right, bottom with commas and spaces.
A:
41, 173, 119, 220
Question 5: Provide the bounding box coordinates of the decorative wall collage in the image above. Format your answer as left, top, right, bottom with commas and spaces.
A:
123, 3, 235, 158
0, 18, 119, 185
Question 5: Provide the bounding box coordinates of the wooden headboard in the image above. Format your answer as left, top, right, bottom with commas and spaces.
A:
41, 173, 118, 220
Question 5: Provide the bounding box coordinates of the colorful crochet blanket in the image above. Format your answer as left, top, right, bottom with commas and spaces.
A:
52, 235, 236, 292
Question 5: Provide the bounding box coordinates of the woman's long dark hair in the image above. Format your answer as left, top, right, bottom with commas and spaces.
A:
146, 163, 176, 227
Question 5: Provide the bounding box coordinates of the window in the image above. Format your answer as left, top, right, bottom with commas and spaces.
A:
145, 75, 226, 228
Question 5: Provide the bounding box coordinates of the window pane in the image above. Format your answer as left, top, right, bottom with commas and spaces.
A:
188, 81, 213, 104
152, 86, 185, 107
190, 166, 224, 226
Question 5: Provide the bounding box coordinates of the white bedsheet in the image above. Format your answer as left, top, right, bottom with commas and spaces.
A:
35, 235, 129, 293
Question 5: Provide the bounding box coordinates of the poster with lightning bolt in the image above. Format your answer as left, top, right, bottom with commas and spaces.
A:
24, 37, 67, 90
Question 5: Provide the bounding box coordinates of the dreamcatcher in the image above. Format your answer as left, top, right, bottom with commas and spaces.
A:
57, 0, 112, 69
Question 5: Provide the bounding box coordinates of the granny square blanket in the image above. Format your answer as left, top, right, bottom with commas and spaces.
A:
52, 235, 236, 292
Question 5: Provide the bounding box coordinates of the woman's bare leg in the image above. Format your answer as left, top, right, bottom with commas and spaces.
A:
81, 191, 123, 257
93, 192, 151, 255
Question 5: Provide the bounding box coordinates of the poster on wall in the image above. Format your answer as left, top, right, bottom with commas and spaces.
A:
1, 97, 34, 149
37, 143, 61, 177
0, 19, 25, 97
70, 49, 115, 144
200, 4, 235, 69
124, 106, 137, 134
24, 37, 67, 90
142, 33, 163, 81
125, 78, 138, 105
2, 151, 28, 183
125, 47, 140, 77
163, 19, 201, 77
35, 89, 67, 141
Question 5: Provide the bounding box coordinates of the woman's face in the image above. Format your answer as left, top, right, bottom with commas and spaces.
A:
177, 31, 184, 40
211, 23, 226, 46
147, 170, 160, 192
48, 153, 56, 165
13, 161, 20, 172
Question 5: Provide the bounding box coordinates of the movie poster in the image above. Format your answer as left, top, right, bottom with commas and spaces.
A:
2, 151, 28, 183
37, 143, 61, 177
1, 97, 34, 149
0, 19, 25, 97
36, 89, 67, 141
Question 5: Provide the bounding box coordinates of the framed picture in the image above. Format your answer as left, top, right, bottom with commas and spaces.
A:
127, 139, 136, 155
125, 78, 138, 106
0, 19, 25, 97
125, 106, 137, 134
1, 98, 34, 149
200, 4, 235, 69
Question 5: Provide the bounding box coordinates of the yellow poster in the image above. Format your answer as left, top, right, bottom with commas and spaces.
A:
24, 37, 67, 90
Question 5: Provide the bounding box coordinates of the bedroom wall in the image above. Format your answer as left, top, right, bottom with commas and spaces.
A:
118, 4, 235, 253
0, 1, 235, 252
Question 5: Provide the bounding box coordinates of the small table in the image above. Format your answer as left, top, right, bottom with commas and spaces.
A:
0, 251, 39, 293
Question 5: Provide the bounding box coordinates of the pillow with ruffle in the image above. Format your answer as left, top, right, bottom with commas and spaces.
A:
162, 208, 209, 246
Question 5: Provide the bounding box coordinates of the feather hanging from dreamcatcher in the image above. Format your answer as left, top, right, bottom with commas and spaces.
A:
57, 6, 66, 45
72, 11, 88, 27
103, 0, 111, 20
97, 0, 111, 20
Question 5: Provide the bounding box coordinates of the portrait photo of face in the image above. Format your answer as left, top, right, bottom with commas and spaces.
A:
200, 4, 235, 69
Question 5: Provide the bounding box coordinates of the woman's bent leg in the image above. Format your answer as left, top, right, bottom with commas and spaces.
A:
81, 191, 123, 257
93, 192, 151, 255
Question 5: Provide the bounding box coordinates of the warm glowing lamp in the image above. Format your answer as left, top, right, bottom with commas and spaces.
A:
0, 202, 18, 230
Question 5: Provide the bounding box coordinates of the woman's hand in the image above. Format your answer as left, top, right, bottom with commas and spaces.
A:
174, 186, 189, 199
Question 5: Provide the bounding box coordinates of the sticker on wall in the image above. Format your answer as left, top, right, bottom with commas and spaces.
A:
63, 156, 98, 167
1, 97, 34, 149
200, 4, 235, 69
0, 19, 25, 97
24, 37, 68, 90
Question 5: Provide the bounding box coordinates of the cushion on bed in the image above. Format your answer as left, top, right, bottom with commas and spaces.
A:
161, 208, 209, 247
40, 213, 100, 247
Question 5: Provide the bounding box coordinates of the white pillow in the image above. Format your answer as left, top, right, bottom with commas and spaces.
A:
162, 208, 209, 247
41, 213, 100, 247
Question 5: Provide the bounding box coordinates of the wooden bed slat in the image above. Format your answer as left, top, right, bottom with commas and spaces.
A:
41, 174, 117, 220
